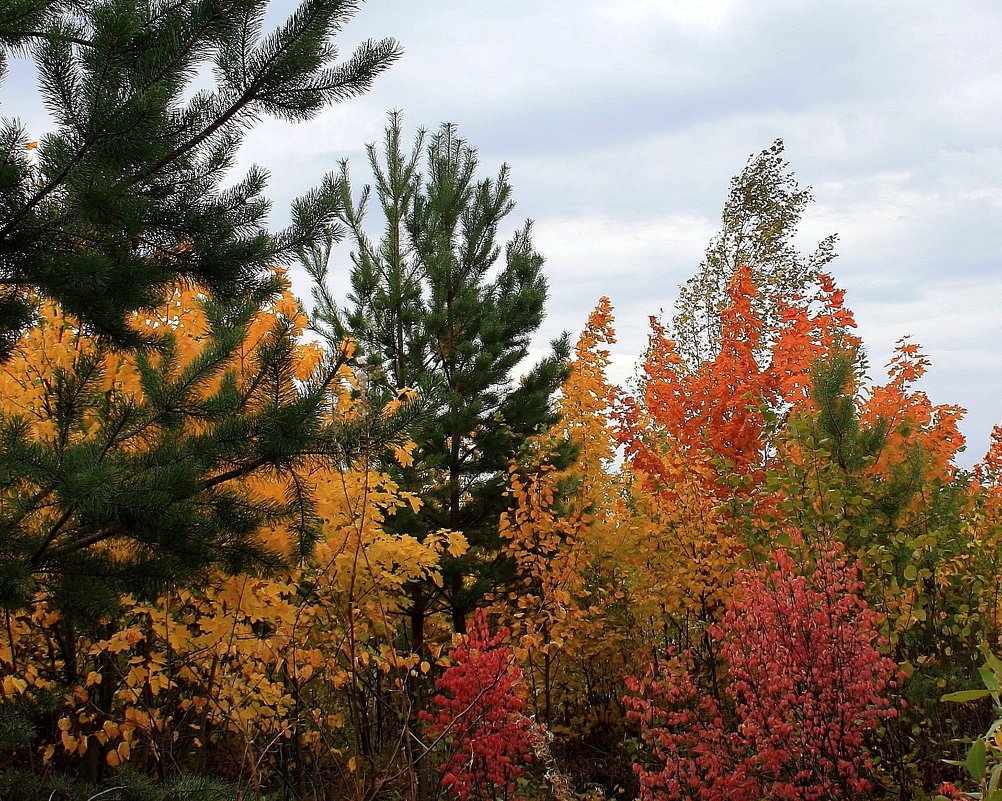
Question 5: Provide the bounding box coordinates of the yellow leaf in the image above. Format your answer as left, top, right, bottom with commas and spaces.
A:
393, 439, 417, 468
447, 531, 469, 557
382, 398, 401, 416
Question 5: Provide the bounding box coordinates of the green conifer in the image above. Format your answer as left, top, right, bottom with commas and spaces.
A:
0, 0, 399, 359
0, 0, 401, 617
310, 112, 569, 647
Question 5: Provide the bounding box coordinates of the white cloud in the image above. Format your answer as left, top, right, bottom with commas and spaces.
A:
4, 0, 1001, 462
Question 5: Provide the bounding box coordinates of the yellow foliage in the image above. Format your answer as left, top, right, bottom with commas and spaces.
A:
499, 298, 646, 733
0, 278, 457, 781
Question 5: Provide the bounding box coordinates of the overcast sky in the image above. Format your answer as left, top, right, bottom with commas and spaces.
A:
5, 1, 1001, 465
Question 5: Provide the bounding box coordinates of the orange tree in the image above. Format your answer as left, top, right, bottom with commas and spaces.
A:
497, 277, 865, 789
500, 298, 635, 729
612, 257, 993, 796
613, 267, 858, 666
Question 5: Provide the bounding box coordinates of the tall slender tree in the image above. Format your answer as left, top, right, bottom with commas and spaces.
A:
310, 112, 569, 647
671, 139, 838, 366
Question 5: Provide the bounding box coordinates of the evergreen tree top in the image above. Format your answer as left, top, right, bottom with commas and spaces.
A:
0, 0, 400, 360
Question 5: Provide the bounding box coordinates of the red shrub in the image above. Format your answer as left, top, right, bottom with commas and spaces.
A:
626, 548, 899, 800
421, 610, 533, 801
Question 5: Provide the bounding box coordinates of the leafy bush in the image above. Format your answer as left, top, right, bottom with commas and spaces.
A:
422, 610, 534, 801
626, 547, 900, 800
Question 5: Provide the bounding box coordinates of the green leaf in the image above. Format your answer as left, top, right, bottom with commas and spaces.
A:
967, 737, 987, 781
903, 564, 918, 582
985, 650, 1002, 677
989, 762, 1002, 794
981, 667, 1001, 692
942, 690, 994, 703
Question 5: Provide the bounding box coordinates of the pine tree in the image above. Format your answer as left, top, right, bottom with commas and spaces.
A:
310, 112, 569, 647
0, 0, 400, 360
671, 139, 838, 366
0, 0, 402, 618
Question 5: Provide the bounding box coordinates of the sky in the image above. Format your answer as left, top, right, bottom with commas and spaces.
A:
4, 1, 1001, 464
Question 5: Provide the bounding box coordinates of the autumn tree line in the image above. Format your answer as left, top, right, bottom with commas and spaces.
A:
1, 3, 1000, 800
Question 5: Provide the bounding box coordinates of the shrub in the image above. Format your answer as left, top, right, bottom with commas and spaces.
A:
422, 610, 534, 801
626, 547, 899, 800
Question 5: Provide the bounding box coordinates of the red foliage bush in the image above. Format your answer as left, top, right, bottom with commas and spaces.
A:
625, 548, 899, 800
421, 609, 533, 801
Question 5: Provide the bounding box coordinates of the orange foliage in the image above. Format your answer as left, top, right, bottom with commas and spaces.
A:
862, 336, 966, 484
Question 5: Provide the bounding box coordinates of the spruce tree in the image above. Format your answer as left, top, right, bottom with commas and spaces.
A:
0, 0, 402, 617
309, 112, 569, 647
